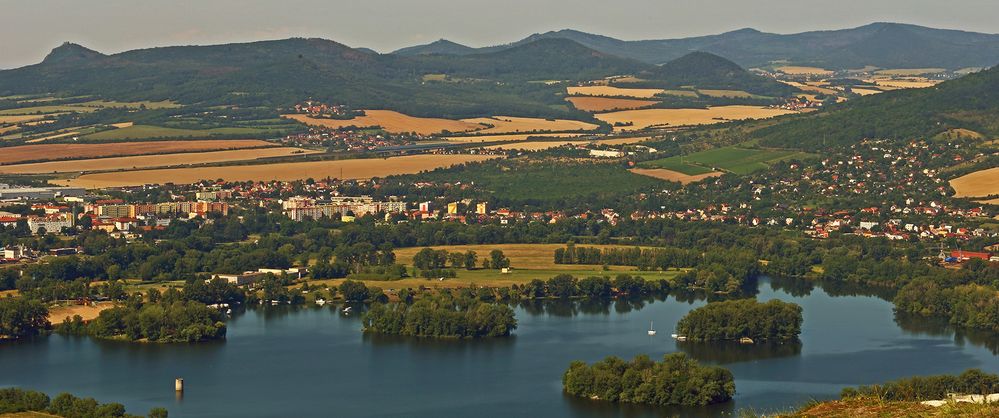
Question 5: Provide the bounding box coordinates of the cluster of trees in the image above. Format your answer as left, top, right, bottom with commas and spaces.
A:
841, 369, 999, 401
675, 299, 802, 342
554, 244, 759, 294
0, 387, 167, 418
893, 280, 999, 332
63, 299, 226, 343
362, 292, 516, 338
512, 274, 670, 300
562, 353, 735, 406
554, 244, 699, 269
0, 297, 49, 340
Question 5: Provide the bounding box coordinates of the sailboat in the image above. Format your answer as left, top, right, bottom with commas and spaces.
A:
647, 321, 657, 336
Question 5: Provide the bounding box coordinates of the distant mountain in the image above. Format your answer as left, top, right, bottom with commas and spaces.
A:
393, 23, 999, 69
752, 64, 999, 148
392, 39, 477, 56
411, 38, 647, 81
0, 38, 651, 119
640, 51, 797, 96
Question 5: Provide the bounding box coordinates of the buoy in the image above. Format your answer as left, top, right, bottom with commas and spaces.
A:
175, 378, 184, 392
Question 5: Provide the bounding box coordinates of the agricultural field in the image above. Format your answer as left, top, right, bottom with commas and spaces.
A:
774, 66, 834, 76
284, 110, 484, 135
0, 139, 274, 165
370, 243, 684, 287
0, 147, 317, 174
566, 85, 667, 99
779, 81, 839, 95
697, 89, 757, 98
459, 116, 599, 134
57, 154, 498, 188
628, 168, 723, 184
639, 146, 812, 175
851, 88, 883, 96
874, 68, 946, 76
483, 140, 589, 151
871, 79, 941, 89
83, 124, 293, 140
443, 133, 584, 143
950, 167, 999, 198
595, 106, 797, 131
0, 115, 48, 124
566, 96, 657, 112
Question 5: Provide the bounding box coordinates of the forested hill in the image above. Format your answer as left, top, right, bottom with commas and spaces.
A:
639, 52, 797, 97
392, 39, 477, 56
752, 65, 999, 149
394, 23, 999, 69
0, 37, 792, 119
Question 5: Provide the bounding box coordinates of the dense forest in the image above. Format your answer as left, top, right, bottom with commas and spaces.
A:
675, 299, 803, 342
562, 353, 735, 406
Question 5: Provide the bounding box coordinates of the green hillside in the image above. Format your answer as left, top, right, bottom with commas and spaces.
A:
752, 65, 999, 149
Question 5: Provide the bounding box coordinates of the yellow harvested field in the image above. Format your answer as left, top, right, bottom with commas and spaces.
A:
851, 88, 883, 96
110, 122, 134, 129
596, 106, 798, 131
698, 89, 755, 98
566, 96, 657, 112
283, 110, 484, 135
26, 131, 78, 143
57, 154, 498, 188
630, 168, 723, 184
459, 116, 598, 134
47, 302, 114, 323
484, 140, 588, 151
0, 126, 18, 135
0, 147, 318, 174
598, 136, 652, 145
0, 115, 46, 124
776, 66, 833, 76
611, 76, 645, 83
483, 136, 653, 151
567, 85, 666, 99
951, 168, 999, 198
781, 81, 839, 95
0, 139, 275, 165
875, 68, 945, 76
873, 79, 941, 89
444, 133, 584, 143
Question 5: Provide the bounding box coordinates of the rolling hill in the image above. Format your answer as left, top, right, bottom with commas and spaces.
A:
393, 23, 999, 70
392, 39, 477, 56
639, 52, 798, 97
751, 64, 999, 148
0, 37, 791, 119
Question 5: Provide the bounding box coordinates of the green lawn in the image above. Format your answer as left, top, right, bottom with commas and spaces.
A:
640, 146, 813, 175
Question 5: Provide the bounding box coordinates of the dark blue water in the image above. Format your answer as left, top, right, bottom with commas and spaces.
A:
3, 279, 997, 417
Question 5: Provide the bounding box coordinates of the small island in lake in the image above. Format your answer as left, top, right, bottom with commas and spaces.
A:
675, 298, 802, 342
562, 353, 735, 406
362, 292, 517, 338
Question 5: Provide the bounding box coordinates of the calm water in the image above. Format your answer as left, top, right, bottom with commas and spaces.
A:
3, 278, 998, 417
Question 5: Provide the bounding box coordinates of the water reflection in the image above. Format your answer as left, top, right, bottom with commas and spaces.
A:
562, 392, 735, 418
676, 340, 802, 364
895, 312, 999, 355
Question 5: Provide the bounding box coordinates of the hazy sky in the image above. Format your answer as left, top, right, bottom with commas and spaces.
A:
3, 0, 998, 69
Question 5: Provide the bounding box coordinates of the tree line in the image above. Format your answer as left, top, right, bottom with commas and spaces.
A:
0, 387, 167, 418
562, 353, 735, 406
840, 369, 999, 401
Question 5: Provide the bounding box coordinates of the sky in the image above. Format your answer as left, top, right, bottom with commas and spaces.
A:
2, 0, 999, 69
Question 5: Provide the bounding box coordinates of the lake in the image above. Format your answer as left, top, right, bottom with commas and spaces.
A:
3, 278, 998, 417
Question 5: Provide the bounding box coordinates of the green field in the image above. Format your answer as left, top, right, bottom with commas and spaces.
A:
83, 124, 293, 140
640, 146, 812, 175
